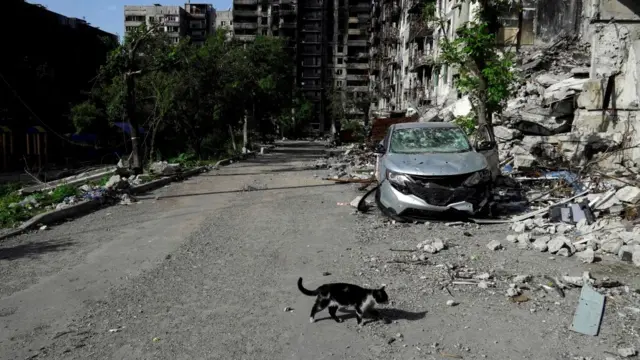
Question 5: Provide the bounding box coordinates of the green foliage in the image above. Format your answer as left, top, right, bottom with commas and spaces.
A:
0, 184, 79, 228
70, 101, 104, 133
47, 185, 79, 205
453, 113, 477, 135
424, 2, 518, 125
73, 29, 295, 163
0, 192, 33, 228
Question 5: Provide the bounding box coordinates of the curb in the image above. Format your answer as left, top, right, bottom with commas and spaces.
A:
0, 164, 217, 241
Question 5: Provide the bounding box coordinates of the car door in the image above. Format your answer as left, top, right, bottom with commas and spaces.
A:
474, 124, 500, 181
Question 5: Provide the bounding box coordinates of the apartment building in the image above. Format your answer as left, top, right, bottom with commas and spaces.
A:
369, 0, 585, 117
124, 3, 216, 45
232, 0, 372, 132
216, 9, 234, 39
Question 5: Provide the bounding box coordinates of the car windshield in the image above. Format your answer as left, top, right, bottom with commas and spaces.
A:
389, 127, 472, 154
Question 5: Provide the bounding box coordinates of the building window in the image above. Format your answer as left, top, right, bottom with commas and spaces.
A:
337, 81, 343, 87
336, 69, 343, 75
337, 58, 343, 64
221, 21, 226, 26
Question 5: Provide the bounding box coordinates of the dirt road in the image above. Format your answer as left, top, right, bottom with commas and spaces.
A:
1, 141, 639, 360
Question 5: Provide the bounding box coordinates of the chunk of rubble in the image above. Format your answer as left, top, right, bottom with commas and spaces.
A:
532, 237, 550, 252
557, 248, 571, 257
486, 240, 502, 251
617, 346, 637, 358
577, 248, 595, 263
516, 233, 532, 243
505, 234, 518, 243
548, 235, 571, 254
615, 186, 640, 204
512, 222, 526, 233
601, 238, 624, 255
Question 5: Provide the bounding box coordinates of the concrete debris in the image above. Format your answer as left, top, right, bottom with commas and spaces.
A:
615, 186, 640, 204
486, 240, 502, 251
315, 143, 375, 180
149, 161, 182, 176
104, 175, 129, 190
617, 347, 637, 358
446, 300, 458, 307
577, 248, 595, 264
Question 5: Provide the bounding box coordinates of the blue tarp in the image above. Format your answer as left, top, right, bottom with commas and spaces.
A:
113, 122, 145, 135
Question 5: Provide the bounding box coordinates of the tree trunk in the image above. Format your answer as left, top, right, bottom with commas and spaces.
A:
149, 119, 160, 162
516, 1, 524, 53
242, 110, 248, 153
228, 124, 237, 152
125, 73, 142, 174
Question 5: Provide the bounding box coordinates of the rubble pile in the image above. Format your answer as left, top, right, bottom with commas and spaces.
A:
313, 143, 376, 180
502, 185, 640, 265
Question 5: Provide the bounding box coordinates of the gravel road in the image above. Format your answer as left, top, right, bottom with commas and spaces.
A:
1, 141, 640, 360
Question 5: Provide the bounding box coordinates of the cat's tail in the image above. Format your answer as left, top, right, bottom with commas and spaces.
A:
297, 277, 318, 296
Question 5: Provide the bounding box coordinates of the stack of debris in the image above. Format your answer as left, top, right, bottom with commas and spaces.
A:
314, 143, 376, 180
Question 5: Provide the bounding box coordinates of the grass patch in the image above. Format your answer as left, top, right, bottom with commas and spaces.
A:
0, 184, 81, 228
166, 152, 220, 168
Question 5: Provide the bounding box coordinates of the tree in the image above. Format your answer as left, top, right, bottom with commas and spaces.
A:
327, 85, 347, 145
98, 23, 183, 173
423, 0, 518, 131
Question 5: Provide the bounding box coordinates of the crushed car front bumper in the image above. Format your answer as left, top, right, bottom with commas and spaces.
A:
378, 171, 492, 216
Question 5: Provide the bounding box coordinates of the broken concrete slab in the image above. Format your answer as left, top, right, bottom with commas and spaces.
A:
615, 186, 640, 204
486, 240, 502, 251
577, 248, 596, 263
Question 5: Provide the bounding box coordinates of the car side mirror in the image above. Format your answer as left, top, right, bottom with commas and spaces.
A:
476, 140, 494, 151
374, 143, 386, 154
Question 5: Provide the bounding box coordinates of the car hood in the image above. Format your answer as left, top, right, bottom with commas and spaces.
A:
384, 151, 488, 176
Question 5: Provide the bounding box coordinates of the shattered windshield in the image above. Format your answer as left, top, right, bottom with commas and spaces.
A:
389, 127, 472, 154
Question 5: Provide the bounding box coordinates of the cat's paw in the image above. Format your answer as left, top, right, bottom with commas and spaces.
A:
335, 318, 343, 323
309, 317, 316, 324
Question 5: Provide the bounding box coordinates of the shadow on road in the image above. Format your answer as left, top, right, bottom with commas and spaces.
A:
315, 308, 427, 324
0, 239, 75, 261
141, 182, 348, 200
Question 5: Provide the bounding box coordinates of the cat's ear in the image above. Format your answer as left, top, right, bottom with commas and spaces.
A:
380, 284, 386, 290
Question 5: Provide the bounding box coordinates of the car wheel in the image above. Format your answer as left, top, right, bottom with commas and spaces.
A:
375, 187, 407, 223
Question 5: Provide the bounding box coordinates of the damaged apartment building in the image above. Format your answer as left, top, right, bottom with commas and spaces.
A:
124, 3, 217, 46
232, 0, 372, 132
368, 0, 640, 170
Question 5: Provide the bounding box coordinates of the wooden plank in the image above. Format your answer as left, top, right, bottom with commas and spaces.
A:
570, 284, 605, 336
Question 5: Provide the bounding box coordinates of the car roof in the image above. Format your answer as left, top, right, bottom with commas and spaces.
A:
392, 121, 460, 130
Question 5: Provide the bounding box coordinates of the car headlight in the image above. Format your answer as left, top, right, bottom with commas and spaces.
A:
386, 170, 413, 185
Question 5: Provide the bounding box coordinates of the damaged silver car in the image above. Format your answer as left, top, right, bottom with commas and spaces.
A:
374, 122, 499, 219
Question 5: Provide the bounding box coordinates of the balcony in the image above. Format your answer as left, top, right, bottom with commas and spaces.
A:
280, 9, 296, 16
411, 52, 434, 70
280, 0, 293, 4
280, 22, 297, 29
348, 28, 364, 35
347, 63, 369, 70
348, 39, 367, 47
347, 74, 369, 81
347, 86, 370, 92
235, 23, 258, 30
350, 4, 371, 13
234, 10, 258, 17
409, 23, 433, 41
235, 34, 256, 41
235, 0, 258, 4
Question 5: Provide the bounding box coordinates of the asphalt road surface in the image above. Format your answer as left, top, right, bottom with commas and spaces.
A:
2, 141, 639, 360
0, 142, 397, 360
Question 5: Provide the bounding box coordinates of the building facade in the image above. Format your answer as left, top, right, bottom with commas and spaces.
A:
232, 0, 373, 132
124, 3, 216, 45
215, 9, 234, 39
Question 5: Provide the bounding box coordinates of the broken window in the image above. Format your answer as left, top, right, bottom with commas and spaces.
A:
338, 58, 344, 64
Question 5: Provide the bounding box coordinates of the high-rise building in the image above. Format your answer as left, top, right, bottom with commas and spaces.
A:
124, 3, 216, 45
232, 0, 372, 132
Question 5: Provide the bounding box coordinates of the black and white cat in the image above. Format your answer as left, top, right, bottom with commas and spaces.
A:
297, 277, 389, 326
